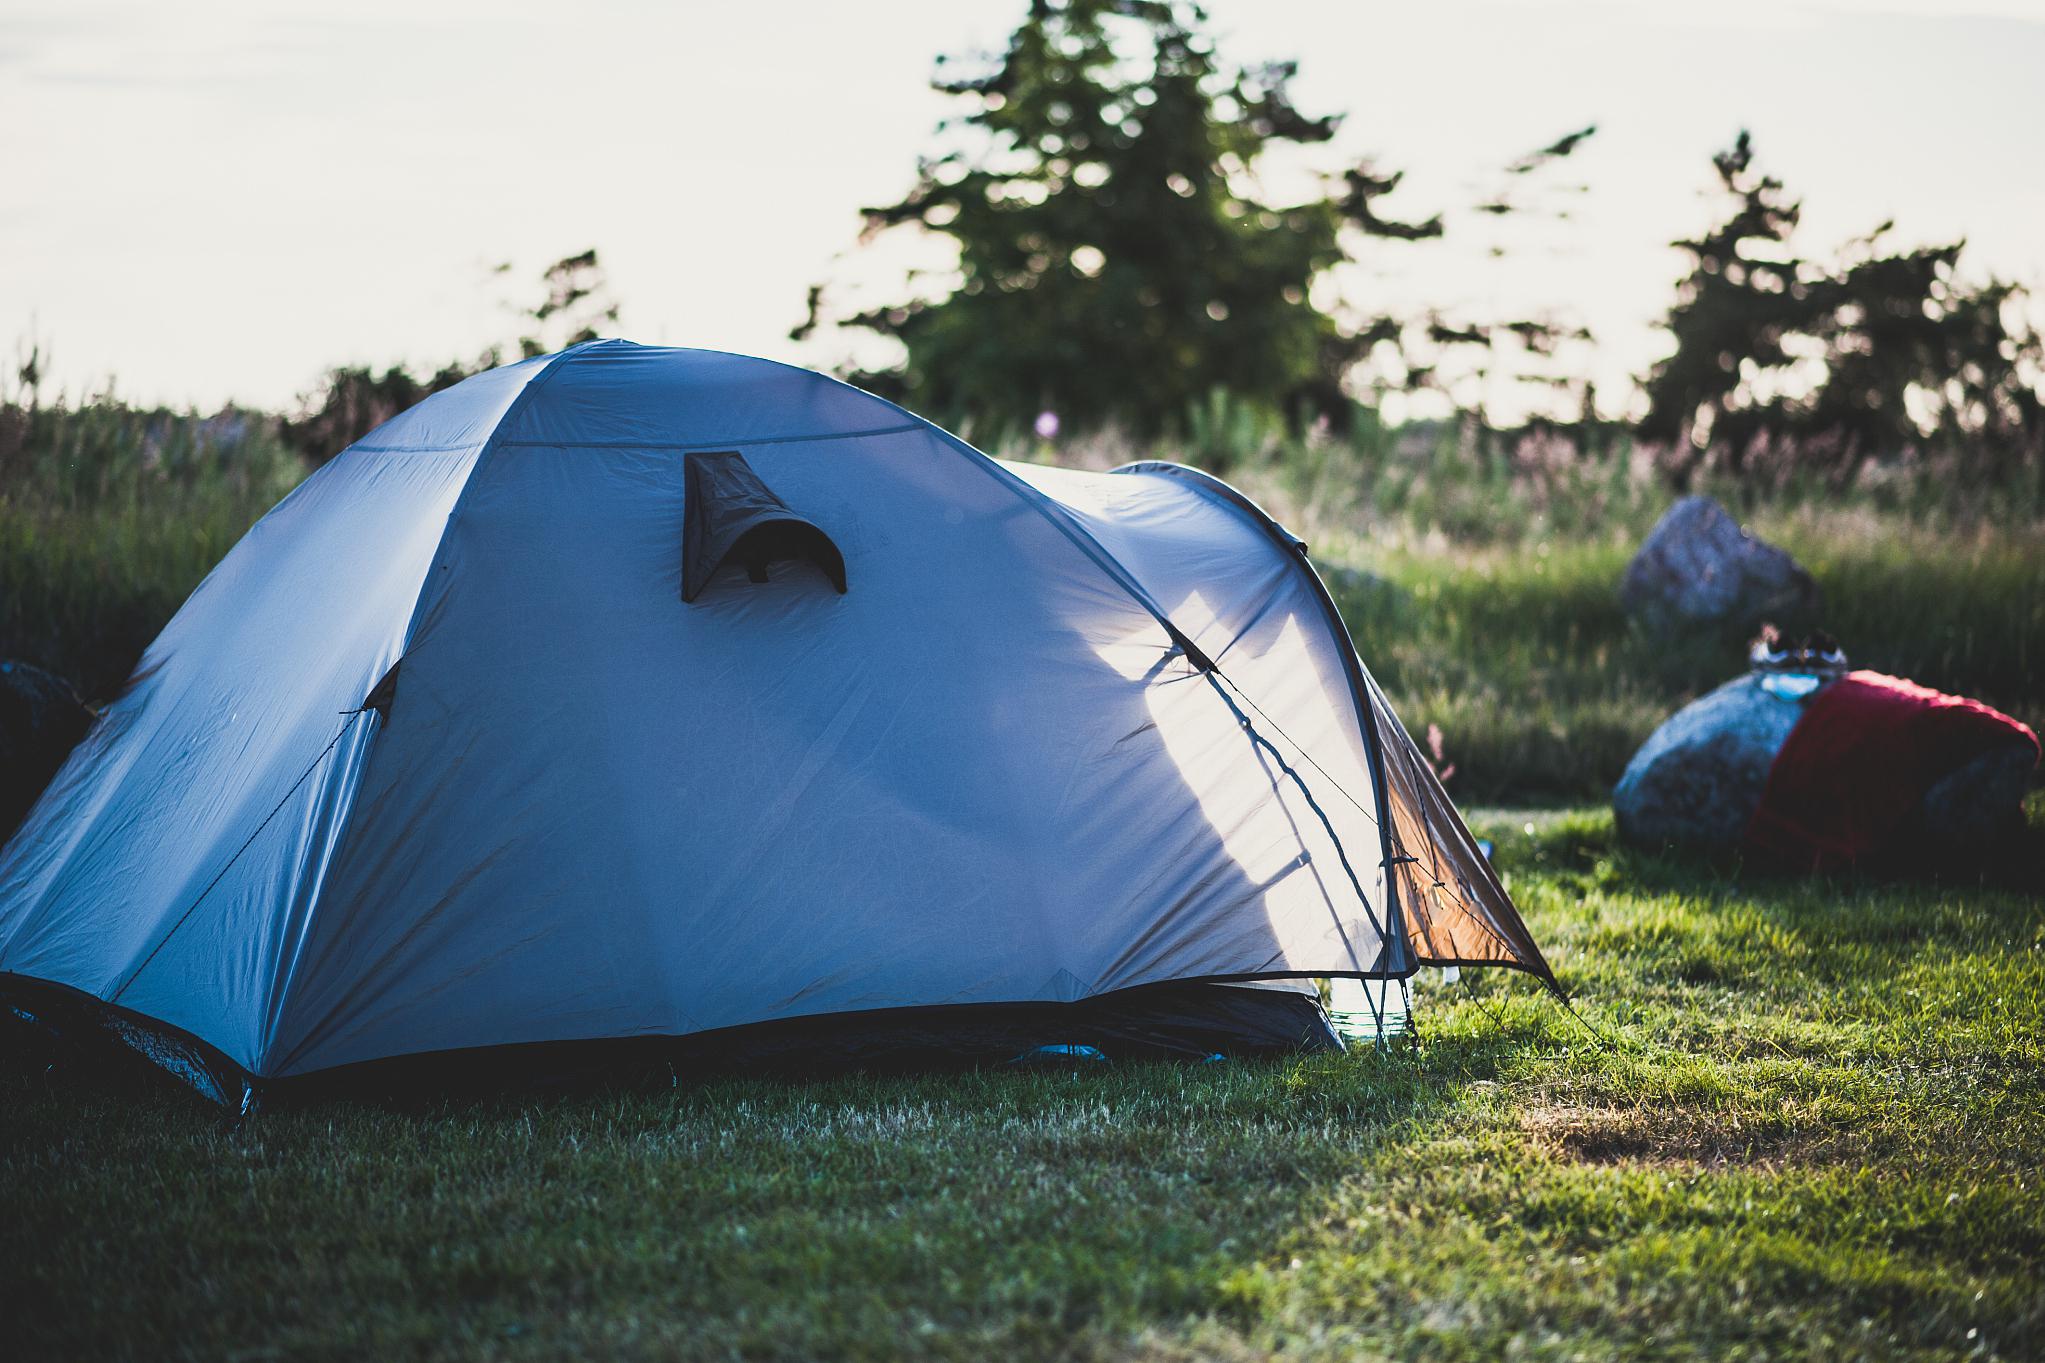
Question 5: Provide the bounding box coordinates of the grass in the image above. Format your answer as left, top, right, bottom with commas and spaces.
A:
5, 401, 2041, 804
3, 396, 2041, 1357
4, 804, 2041, 1361
0, 400, 304, 697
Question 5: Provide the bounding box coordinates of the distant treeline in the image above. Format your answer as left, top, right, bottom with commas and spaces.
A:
7, 0, 2041, 494
791, 0, 2042, 491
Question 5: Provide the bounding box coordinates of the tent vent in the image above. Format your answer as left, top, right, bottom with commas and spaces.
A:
682, 450, 847, 603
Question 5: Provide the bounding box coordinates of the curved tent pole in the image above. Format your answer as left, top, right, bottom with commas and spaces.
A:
1109, 460, 1410, 973
1108, 459, 1561, 995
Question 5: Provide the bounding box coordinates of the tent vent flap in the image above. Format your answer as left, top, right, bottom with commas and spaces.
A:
682, 449, 847, 602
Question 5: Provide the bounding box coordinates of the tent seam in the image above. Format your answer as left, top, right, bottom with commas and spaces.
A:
252, 343, 595, 1074
493, 422, 923, 450
345, 442, 504, 455
1203, 678, 1391, 971
108, 710, 366, 1008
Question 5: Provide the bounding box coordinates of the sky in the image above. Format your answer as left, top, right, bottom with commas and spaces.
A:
4, 0, 2043, 417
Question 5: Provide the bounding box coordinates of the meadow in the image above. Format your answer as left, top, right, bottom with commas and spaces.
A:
2, 400, 2042, 1360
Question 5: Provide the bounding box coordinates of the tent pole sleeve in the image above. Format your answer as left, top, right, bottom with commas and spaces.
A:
1110, 460, 1408, 974
1353, 659, 1408, 974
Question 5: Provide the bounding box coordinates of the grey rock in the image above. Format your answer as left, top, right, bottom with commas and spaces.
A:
1918, 742, 2037, 853
0, 660, 94, 840
1614, 673, 1808, 852
1621, 496, 1819, 638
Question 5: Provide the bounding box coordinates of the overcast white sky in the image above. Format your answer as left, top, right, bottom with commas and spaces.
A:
4, 0, 2042, 415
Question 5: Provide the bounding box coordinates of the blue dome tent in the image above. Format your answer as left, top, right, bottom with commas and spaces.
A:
0, 342, 1554, 1105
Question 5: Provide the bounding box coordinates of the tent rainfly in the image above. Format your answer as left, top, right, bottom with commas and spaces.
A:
0, 342, 1556, 1106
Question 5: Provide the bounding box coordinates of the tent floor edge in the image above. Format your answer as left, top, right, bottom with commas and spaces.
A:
268, 981, 1348, 1104
3, 979, 1348, 1109
1, 972, 254, 1109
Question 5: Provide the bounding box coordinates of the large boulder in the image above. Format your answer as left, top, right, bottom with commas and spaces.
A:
1618, 665, 2038, 865
1621, 496, 1819, 638
0, 660, 94, 840
1613, 673, 1806, 852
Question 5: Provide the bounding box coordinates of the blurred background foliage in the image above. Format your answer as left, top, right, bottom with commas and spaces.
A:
2, 0, 2040, 804
1640, 131, 2043, 489
792, 0, 1594, 442
790, 0, 1442, 437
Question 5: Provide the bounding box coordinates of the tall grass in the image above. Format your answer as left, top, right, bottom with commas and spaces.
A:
1018, 393, 2045, 550
3, 394, 2039, 803
1011, 399, 2044, 802
0, 401, 305, 696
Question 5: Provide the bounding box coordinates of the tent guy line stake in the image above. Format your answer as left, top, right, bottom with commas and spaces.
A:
1458, 968, 1619, 1054
1551, 992, 1622, 1052
1457, 970, 1515, 1036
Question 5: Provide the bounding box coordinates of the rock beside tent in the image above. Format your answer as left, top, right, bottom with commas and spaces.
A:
1621, 496, 1819, 638
0, 661, 94, 840
1616, 664, 2039, 867
1613, 673, 1803, 851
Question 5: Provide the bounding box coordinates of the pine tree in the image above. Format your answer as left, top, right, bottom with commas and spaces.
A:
1642, 131, 2042, 486
796, 0, 1436, 439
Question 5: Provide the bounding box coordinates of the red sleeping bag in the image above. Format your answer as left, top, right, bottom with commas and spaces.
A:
1746, 670, 2038, 871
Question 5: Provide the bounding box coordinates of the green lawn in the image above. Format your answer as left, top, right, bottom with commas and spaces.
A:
7, 805, 2040, 1362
